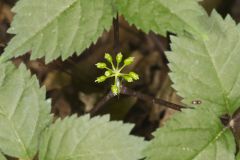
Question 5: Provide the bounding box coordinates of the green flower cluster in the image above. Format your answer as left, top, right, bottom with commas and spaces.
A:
95, 53, 139, 95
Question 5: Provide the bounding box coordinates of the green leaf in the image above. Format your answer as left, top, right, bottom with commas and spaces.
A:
0, 62, 52, 159
39, 114, 146, 160
144, 106, 236, 160
237, 152, 240, 160
167, 11, 240, 115
2, 0, 116, 63
0, 152, 6, 160
116, 0, 207, 36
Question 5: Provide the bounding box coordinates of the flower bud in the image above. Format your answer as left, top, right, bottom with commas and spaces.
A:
124, 57, 134, 65
123, 76, 133, 82
129, 72, 139, 80
104, 53, 112, 63
95, 76, 107, 83
95, 62, 107, 69
105, 70, 112, 77
116, 53, 123, 64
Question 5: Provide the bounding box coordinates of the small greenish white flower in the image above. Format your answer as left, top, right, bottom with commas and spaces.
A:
95, 53, 139, 95
95, 75, 107, 83
104, 53, 112, 63
124, 57, 134, 66
129, 72, 139, 80
95, 62, 107, 69
116, 53, 123, 64
123, 75, 133, 82
105, 70, 112, 77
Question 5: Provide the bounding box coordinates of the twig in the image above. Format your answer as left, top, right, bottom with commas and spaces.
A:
90, 86, 191, 116
120, 86, 190, 111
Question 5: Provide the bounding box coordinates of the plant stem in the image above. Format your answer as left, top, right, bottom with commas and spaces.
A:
120, 86, 191, 111
90, 86, 191, 116
113, 13, 120, 54
91, 91, 115, 116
